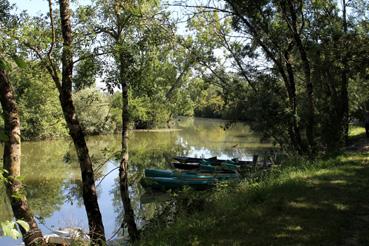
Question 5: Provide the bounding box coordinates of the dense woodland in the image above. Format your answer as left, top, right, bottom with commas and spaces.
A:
1, 0, 369, 245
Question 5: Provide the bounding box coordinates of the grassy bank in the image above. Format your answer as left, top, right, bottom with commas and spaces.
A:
140, 129, 369, 245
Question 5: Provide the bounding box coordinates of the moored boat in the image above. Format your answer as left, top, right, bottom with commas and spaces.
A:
170, 159, 242, 171
145, 168, 239, 179
173, 155, 258, 166
142, 168, 240, 190
170, 162, 200, 170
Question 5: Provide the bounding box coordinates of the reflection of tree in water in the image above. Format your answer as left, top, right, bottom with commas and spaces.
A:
24, 177, 66, 219
63, 179, 84, 206
12, 140, 75, 219
107, 142, 186, 241
129, 131, 184, 167
176, 118, 274, 159
110, 177, 168, 241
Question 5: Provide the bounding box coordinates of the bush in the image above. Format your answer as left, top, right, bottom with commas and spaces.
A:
10, 63, 68, 140
73, 87, 115, 135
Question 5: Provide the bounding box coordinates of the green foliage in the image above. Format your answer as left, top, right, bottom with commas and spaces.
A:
0, 169, 5, 182
0, 220, 29, 239
93, 0, 199, 129
11, 55, 26, 69
0, 58, 10, 70
73, 54, 101, 91
73, 87, 115, 135
0, 0, 12, 24
9, 62, 68, 140
183, 0, 369, 155
110, 92, 173, 129
191, 79, 224, 118
349, 72, 369, 121
0, 129, 8, 142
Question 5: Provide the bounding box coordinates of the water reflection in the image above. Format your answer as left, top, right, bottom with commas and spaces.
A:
0, 118, 272, 245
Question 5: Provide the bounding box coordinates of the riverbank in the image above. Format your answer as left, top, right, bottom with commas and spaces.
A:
131, 128, 182, 132
139, 127, 369, 245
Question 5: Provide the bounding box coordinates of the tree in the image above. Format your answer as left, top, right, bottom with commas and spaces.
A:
73, 53, 101, 91
73, 87, 114, 135
10, 0, 107, 243
0, 3, 44, 244
93, 0, 152, 240
92, 0, 182, 239
0, 69, 45, 246
9, 61, 67, 140
57, 0, 106, 243
178, 0, 369, 155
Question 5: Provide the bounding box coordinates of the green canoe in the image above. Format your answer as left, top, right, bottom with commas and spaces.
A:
142, 168, 240, 190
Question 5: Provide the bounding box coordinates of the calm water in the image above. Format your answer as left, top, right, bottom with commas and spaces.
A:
0, 118, 272, 245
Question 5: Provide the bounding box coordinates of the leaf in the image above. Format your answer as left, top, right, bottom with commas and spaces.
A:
12, 55, 27, 69
0, 131, 9, 142
0, 220, 22, 239
8, 228, 22, 239
0, 58, 10, 70
16, 220, 30, 232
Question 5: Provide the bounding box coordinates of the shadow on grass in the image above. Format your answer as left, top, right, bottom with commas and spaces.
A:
348, 132, 367, 144
141, 156, 369, 245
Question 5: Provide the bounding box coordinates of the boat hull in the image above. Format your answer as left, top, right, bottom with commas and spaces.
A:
142, 168, 239, 190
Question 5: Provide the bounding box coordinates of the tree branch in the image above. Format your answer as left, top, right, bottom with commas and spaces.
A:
47, 0, 56, 58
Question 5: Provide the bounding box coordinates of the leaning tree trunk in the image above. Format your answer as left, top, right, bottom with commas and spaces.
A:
118, 52, 139, 241
0, 68, 44, 246
58, 0, 106, 244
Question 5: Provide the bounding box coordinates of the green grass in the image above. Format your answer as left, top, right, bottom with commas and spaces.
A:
139, 151, 369, 245
349, 125, 366, 138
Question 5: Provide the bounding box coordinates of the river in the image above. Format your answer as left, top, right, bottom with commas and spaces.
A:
0, 117, 272, 245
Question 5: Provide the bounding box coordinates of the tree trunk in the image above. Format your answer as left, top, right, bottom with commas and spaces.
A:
286, 0, 316, 154
58, 0, 106, 244
340, 0, 349, 144
226, 1, 307, 154
165, 61, 192, 100
284, 49, 304, 154
0, 69, 45, 246
119, 52, 139, 241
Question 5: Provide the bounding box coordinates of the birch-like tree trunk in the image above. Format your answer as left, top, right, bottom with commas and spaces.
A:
0, 68, 45, 246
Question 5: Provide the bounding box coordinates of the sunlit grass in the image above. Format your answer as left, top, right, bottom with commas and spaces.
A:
349, 125, 366, 137
140, 151, 369, 245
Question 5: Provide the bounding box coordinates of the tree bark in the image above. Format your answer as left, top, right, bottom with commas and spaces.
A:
286, 0, 316, 154
284, 49, 304, 154
58, 0, 106, 244
118, 51, 139, 241
340, 0, 349, 144
0, 69, 45, 246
